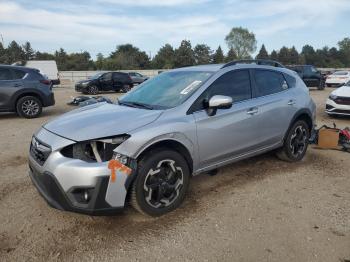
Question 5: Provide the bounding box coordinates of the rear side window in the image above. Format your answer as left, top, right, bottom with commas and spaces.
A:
254, 70, 288, 97
284, 73, 296, 88
206, 70, 251, 102
0, 68, 13, 80
113, 73, 121, 80
12, 69, 26, 79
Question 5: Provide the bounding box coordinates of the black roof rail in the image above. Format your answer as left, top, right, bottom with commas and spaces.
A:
222, 59, 285, 69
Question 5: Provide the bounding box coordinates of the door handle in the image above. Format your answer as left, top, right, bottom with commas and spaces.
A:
14, 83, 22, 87
247, 107, 258, 115
287, 99, 296, 106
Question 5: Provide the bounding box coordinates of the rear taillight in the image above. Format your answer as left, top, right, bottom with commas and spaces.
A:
40, 79, 51, 85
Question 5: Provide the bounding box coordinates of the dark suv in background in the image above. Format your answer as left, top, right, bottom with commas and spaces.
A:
128, 72, 149, 84
287, 65, 325, 90
75, 72, 133, 94
0, 65, 55, 118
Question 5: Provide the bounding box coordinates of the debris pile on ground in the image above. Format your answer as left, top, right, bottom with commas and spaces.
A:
67, 96, 113, 107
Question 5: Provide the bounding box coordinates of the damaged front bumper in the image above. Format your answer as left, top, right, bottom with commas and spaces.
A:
28, 128, 136, 216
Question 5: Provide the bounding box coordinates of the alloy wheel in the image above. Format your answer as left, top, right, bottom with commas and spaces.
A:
143, 159, 184, 208
289, 125, 308, 158
22, 99, 40, 116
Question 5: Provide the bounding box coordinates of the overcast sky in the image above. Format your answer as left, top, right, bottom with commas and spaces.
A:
0, 0, 349, 59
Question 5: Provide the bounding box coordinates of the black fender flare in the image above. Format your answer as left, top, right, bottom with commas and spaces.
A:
283, 108, 314, 141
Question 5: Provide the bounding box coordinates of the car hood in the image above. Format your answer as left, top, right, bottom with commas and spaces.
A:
76, 79, 94, 85
44, 103, 163, 141
331, 85, 350, 97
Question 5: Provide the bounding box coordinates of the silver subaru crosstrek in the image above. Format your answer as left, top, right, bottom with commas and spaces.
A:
29, 60, 316, 216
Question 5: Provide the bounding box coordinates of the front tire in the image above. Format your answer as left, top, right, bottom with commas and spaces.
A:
86, 85, 99, 95
16, 96, 42, 118
276, 120, 310, 162
130, 149, 190, 216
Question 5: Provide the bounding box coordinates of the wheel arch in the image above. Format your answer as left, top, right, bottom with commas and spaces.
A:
13, 91, 44, 111
284, 109, 313, 141
136, 139, 194, 174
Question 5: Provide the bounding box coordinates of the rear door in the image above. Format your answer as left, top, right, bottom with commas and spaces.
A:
0, 68, 24, 110
112, 73, 124, 90
251, 69, 298, 146
99, 72, 113, 91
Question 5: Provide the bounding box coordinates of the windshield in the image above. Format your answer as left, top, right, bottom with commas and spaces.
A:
119, 71, 213, 109
90, 72, 104, 79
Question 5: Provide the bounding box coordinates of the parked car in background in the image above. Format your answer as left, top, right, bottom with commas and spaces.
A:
29, 59, 316, 217
0, 65, 55, 118
25, 60, 60, 85
75, 72, 133, 94
287, 65, 325, 90
326, 81, 350, 116
128, 72, 149, 84
325, 71, 350, 87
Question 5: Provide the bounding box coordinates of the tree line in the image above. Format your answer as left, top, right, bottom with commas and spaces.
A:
0, 27, 349, 70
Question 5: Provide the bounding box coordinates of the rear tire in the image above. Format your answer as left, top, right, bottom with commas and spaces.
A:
16, 96, 42, 118
130, 149, 190, 216
276, 120, 310, 162
121, 84, 131, 93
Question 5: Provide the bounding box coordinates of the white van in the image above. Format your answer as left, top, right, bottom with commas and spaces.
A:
25, 60, 60, 85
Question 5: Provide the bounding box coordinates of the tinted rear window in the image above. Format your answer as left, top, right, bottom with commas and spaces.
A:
12, 69, 26, 79
254, 70, 288, 97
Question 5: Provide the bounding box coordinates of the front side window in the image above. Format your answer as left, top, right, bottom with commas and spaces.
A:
204, 70, 251, 103
101, 72, 112, 81
119, 71, 213, 109
0, 68, 13, 80
254, 70, 288, 97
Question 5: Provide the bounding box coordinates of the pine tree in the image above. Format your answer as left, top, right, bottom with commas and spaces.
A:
289, 46, 299, 65
174, 40, 195, 68
212, 46, 225, 63
270, 50, 278, 61
256, 44, 269, 59
225, 48, 237, 62
23, 41, 35, 60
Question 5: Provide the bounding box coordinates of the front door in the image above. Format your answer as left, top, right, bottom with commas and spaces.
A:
192, 69, 258, 167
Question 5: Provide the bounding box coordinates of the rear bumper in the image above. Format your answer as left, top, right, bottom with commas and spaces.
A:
29, 164, 123, 215
43, 92, 55, 107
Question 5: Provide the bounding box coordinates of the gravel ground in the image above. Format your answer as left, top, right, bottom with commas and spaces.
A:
0, 87, 349, 262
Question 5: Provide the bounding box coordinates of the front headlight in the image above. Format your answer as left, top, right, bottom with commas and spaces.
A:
329, 94, 337, 100
60, 135, 130, 162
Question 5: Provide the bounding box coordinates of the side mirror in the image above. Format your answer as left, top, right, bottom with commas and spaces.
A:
206, 95, 233, 116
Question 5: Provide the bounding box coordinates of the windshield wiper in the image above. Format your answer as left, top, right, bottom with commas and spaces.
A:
118, 100, 154, 110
